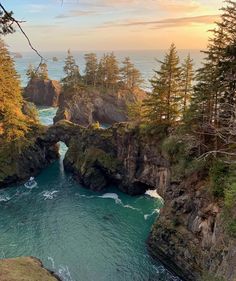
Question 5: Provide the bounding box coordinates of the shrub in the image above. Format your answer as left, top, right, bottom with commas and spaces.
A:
209, 161, 229, 198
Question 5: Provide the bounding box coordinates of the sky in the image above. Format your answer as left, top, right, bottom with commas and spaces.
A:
2, 0, 224, 52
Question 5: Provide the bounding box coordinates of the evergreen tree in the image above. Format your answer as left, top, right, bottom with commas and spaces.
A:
26, 64, 37, 80
105, 52, 119, 90
143, 43, 182, 124
181, 54, 194, 114
61, 49, 82, 90
38, 62, 48, 80
120, 57, 143, 88
0, 39, 28, 143
97, 54, 106, 87
84, 53, 98, 86
187, 0, 236, 154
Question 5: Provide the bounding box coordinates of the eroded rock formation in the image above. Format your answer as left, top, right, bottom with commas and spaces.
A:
24, 78, 61, 107
54, 87, 147, 126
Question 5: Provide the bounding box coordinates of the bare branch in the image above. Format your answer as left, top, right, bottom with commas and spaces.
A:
0, 2, 44, 66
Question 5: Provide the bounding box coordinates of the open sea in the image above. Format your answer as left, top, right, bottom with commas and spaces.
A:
14, 49, 205, 89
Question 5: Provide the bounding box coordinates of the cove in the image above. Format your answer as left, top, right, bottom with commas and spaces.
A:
0, 107, 180, 281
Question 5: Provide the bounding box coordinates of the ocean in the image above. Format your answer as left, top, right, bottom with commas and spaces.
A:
14, 49, 205, 89
0, 50, 194, 281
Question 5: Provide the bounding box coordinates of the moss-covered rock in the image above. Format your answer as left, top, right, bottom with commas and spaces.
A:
0, 257, 61, 281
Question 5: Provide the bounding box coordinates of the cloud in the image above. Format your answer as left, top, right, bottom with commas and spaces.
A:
27, 4, 48, 13
100, 14, 220, 29
157, 1, 201, 13
55, 10, 95, 18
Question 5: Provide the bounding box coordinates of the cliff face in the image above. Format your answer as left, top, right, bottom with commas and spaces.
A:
0, 126, 59, 188
2, 121, 235, 281
0, 257, 61, 281
148, 172, 236, 281
44, 121, 235, 281
54, 87, 147, 126
60, 122, 169, 194
24, 78, 61, 107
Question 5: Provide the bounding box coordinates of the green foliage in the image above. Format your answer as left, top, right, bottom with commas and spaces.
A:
0, 39, 29, 144
84, 53, 98, 87
209, 161, 229, 198
120, 57, 143, 88
201, 272, 226, 281
61, 49, 82, 91
127, 100, 144, 123
143, 43, 183, 125
26, 63, 49, 80
227, 219, 236, 238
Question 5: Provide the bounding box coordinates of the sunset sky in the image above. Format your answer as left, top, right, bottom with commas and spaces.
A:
3, 0, 223, 52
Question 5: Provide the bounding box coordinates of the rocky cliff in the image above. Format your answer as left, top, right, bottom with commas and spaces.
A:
24, 78, 61, 107
43, 121, 236, 281
54, 87, 147, 126
0, 125, 59, 188
0, 257, 61, 281
1, 120, 235, 281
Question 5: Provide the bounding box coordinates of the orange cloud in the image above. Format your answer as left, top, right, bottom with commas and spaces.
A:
100, 14, 220, 29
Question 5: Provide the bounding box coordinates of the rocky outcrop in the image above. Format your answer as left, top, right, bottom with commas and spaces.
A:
0, 125, 59, 188
41, 121, 236, 281
54, 87, 147, 126
147, 169, 236, 281
24, 78, 61, 107
0, 257, 61, 281
2, 120, 235, 281
47, 121, 169, 194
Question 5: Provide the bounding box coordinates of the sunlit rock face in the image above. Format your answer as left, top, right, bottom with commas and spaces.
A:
54, 87, 147, 126
0, 257, 61, 281
24, 78, 61, 107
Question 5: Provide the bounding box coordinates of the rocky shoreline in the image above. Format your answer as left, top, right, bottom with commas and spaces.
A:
1, 121, 235, 281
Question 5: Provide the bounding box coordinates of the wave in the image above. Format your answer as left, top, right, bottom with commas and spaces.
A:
42, 190, 59, 200
145, 189, 164, 201
144, 209, 160, 220
0, 195, 11, 202
58, 265, 74, 281
98, 193, 122, 204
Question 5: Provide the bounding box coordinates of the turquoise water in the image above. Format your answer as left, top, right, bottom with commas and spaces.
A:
0, 108, 181, 281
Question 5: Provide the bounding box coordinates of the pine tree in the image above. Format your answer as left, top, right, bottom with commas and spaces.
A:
105, 52, 119, 90
84, 53, 98, 87
0, 39, 28, 143
61, 49, 82, 90
97, 54, 106, 87
26, 64, 37, 80
181, 54, 194, 114
38, 62, 48, 80
143, 43, 182, 125
120, 57, 143, 88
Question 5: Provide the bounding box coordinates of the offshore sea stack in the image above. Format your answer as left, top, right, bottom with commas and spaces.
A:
24, 78, 61, 107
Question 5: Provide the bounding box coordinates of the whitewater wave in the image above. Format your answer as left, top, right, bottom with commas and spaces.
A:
42, 190, 59, 200
99, 193, 122, 204
48, 256, 55, 269
79, 192, 140, 212
145, 189, 164, 201
58, 265, 74, 281
0, 195, 11, 202
144, 209, 160, 220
